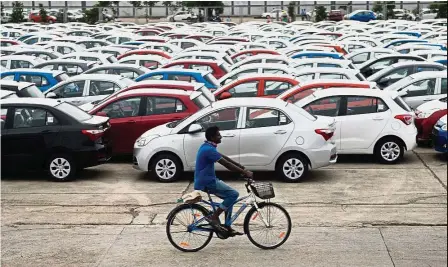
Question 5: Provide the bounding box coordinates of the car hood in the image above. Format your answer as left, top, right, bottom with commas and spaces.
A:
416, 97, 447, 113
139, 123, 174, 138
79, 102, 95, 111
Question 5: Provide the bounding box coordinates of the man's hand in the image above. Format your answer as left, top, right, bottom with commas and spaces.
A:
243, 170, 253, 178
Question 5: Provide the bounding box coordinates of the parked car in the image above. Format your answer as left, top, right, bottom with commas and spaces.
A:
432, 115, 447, 153
33, 59, 97, 77
0, 80, 45, 98
60, 52, 117, 65
229, 54, 292, 71
44, 74, 133, 106
0, 55, 45, 69
29, 11, 57, 23
295, 88, 417, 163
359, 55, 427, 78
367, 62, 446, 89
346, 48, 397, 66
383, 71, 447, 109
1, 69, 69, 92
1, 98, 112, 181
133, 97, 337, 182
344, 10, 376, 22
294, 68, 366, 82
116, 49, 172, 60
218, 64, 296, 86
13, 49, 62, 60
162, 59, 229, 79
117, 55, 168, 70
84, 64, 150, 80
231, 49, 281, 63
414, 97, 447, 143
328, 10, 344, 21
167, 11, 197, 22
291, 59, 356, 70
135, 69, 219, 90
261, 9, 288, 19
88, 89, 206, 154
291, 51, 345, 60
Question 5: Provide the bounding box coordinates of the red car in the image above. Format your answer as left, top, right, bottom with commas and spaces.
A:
89, 89, 201, 154
213, 74, 300, 100
231, 49, 281, 63
328, 10, 344, 21
185, 34, 214, 43
162, 59, 230, 79
316, 44, 349, 55
29, 11, 57, 23
0, 39, 22, 47
117, 49, 172, 60
278, 80, 374, 102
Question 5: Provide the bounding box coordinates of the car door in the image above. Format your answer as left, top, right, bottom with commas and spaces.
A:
86, 80, 120, 105
183, 107, 242, 169
401, 78, 440, 109
50, 80, 87, 105
1, 106, 61, 169
337, 96, 391, 151
239, 107, 294, 166
263, 79, 293, 97
96, 96, 143, 154
376, 66, 413, 89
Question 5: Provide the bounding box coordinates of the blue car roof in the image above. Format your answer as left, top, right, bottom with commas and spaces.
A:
1, 69, 65, 76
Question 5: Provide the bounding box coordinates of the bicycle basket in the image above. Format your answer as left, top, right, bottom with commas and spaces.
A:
250, 182, 275, 199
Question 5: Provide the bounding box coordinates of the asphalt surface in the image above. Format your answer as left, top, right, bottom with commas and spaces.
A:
1, 147, 447, 267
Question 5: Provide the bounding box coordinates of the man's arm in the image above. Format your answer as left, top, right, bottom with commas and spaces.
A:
220, 154, 245, 169
218, 157, 250, 176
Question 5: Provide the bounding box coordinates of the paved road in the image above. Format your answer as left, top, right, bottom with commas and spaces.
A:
1, 147, 447, 267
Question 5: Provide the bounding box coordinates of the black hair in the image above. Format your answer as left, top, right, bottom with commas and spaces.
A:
205, 126, 220, 141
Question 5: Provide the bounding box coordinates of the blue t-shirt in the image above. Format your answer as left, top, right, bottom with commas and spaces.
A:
194, 142, 222, 190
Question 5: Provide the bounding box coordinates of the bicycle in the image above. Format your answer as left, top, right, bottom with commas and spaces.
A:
166, 178, 292, 252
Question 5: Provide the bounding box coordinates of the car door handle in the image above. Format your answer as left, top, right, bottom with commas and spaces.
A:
274, 130, 287, 134
222, 133, 235, 137
372, 117, 384, 121
423, 99, 431, 102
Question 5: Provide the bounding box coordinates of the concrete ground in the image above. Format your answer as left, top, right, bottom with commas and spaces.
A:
1, 147, 447, 267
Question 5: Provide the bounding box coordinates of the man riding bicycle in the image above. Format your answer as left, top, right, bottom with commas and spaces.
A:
195, 126, 253, 236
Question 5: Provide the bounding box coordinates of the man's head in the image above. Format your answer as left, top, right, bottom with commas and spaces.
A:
205, 126, 222, 144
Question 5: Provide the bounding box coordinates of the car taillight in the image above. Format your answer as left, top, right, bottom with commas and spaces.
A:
82, 129, 105, 141
315, 129, 334, 141
395, 114, 413, 125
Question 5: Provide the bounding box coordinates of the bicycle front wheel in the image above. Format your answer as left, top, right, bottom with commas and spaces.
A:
166, 204, 213, 252
243, 202, 291, 249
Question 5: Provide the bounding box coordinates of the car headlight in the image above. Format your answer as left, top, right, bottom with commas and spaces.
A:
135, 135, 159, 147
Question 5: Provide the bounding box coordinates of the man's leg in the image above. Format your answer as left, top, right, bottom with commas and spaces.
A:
207, 180, 240, 233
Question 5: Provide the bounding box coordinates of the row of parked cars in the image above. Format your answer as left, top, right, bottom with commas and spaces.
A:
1, 18, 447, 182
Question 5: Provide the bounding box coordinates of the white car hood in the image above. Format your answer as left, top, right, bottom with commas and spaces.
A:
416, 98, 447, 113
140, 123, 174, 138
79, 102, 95, 111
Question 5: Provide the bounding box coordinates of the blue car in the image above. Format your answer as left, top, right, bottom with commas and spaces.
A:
384, 39, 428, 48
135, 69, 219, 89
0, 69, 69, 92
433, 115, 447, 153
433, 58, 447, 66
345, 10, 376, 22
291, 52, 344, 60
392, 31, 422, 38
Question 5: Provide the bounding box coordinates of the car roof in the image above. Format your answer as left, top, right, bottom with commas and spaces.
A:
0, 80, 35, 90
116, 88, 193, 98
294, 67, 359, 75
1, 97, 62, 106
35, 59, 93, 65
65, 74, 128, 82
128, 80, 201, 89
212, 96, 288, 109
301, 87, 399, 100
385, 71, 447, 90
166, 59, 224, 65
145, 68, 211, 75
291, 58, 352, 65
2, 68, 65, 75
119, 54, 168, 61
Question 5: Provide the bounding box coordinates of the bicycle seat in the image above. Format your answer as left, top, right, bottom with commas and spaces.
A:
182, 191, 202, 204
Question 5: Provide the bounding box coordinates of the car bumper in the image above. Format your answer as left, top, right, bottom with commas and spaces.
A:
401, 127, 418, 151
77, 144, 112, 168
432, 128, 448, 153
133, 146, 150, 171
307, 143, 338, 169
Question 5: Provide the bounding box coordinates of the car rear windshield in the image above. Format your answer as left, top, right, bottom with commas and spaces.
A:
55, 102, 92, 121
55, 73, 70, 82
393, 96, 412, 112
22, 85, 45, 98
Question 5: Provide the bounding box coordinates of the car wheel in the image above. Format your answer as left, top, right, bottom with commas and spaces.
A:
375, 137, 404, 164
48, 19, 54, 24
47, 154, 76, 182
276, 153, 309, 182
169, 17, 174, 22
150, 153, 182, 182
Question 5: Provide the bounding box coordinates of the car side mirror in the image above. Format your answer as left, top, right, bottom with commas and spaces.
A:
96, 111, 108, 117
219, 92, 232, 100
379, 77, 391, 84
188, 123, 202, 134
46, 92, 57, 98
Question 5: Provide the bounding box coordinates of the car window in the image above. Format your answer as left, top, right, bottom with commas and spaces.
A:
382, 67, 411, 80
351, 52, 369, 64
195, 107, 240, 131
245, 108, 290, 128
181, 42, 196, 49
122, 60, 136, 65
190, 64, 211, 72
112, 69, 139, 79
370, 58, 394, 69
295, 63, 313, 70
147, 97, 186, 115
11, 60, 31, 69
19, 75, 49, 87
144, 74, 163, 81
165, 74, 191, 82
264, 81, 292, 96
441, 78, 447, 94
52, 81, 85, 98
416, 67, 438, 72
89, 81, 119, 96
57, 46, 75, 54
320, 73, 348, 80
403, 79, 437, 97
345, 96, 389, 115
303, 96, 342, 117
318, 63, 341, 68
140, 60, 160, 70
296, 73, 315, 82
1, 60, 7, 67
80, 56, 101, 63
100, 97, 141, 118
2, 74, 15, 81
228, 81, 258, 97
58, 64, 83, 76
12, 107, 58, 128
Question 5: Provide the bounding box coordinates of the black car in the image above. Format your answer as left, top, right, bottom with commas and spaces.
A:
33, 59, 97, 77
360, 55, 426, 78
83, 64, 150, 79
1, 98, 112, 181
0, 80, 45, 98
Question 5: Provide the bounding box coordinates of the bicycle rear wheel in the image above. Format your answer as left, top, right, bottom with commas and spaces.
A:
243, 202, 291, 249
166, 204, 213, 252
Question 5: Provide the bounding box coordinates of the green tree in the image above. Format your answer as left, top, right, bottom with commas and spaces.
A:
288, 2, 296, 21
372, 1, 383, 14
143, 1, 158, 22
314, 5, 327, 22
386, 2, 395, 19
429, 2, 448, 18
39, 3, 48, 23
10, 1, 24, 23
182, 1, 224, 17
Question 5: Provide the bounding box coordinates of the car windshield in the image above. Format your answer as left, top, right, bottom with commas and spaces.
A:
55, 73, 70, 82
166, 115, 192, 128
55, 102, 92, 121
22, 85, 45, 97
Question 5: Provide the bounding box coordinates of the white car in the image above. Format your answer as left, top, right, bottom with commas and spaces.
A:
410, 50, 447, 60
61, 52, 117, 65
167, 39, 203, 50
291, 59, 356, 70
420, 8, 438, 20
294, 68, 366, 82
167, 11, 197, 22
219, 63, 296, 86
414, 97, 448, 122
86, 46, 131, 58
257, 37, 292, 49
0, 55, 45, 69
229, 54, 292, 71
43, 42, 85, 55
118, 55, 168, 70
44, 74, 133, 106
261, 9, 288, 19
383, 71, 447, 109
346, 48, 397, 66
295, 88, 417, 163
172, 51, 232, 66
133, 97, 338, 182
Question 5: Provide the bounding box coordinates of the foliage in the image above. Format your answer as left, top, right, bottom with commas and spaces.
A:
429, 2, 448, 18
314, 6, 327, 22
385, 2, 395, 19
288, 2, 296, 21
372, 1, 383, 14
10, 1, 25, 23
38, 3, 48, 23
1, 2, 4, 14
182, 1, 224, 17
412, 7, 419, 16
429, 3, 440, 11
